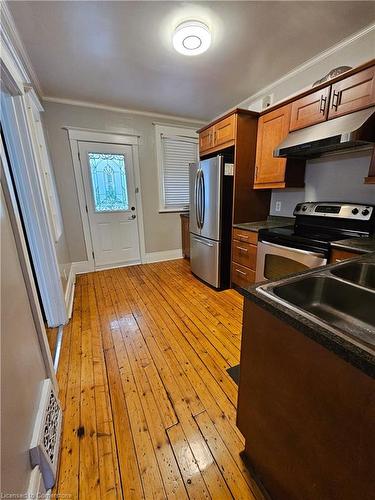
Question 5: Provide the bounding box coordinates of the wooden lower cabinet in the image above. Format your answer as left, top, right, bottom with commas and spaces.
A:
231, 228, 257, 287
232, 241, 257, 269
238, 300, 375, 500
180, 213, 190, 259
231, 263, 255, 288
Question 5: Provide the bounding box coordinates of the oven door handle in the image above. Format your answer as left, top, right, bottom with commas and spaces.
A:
260, 240, 325, 258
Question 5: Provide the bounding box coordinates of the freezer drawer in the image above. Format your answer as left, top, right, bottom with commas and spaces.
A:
190, 234, 221, 288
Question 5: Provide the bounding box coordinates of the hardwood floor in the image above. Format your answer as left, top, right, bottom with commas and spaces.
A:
54, 259, 263, 499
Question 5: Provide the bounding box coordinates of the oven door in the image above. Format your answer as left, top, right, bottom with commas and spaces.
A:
256, 240, 327, 282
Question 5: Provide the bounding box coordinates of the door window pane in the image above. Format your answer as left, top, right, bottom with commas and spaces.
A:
88, 153, 129, 212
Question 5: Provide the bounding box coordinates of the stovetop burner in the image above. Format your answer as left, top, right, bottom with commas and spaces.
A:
258, 202, 375, 255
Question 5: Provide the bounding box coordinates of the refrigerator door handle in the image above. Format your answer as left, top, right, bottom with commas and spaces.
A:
198, 169, 203, 229
194, 169, 200, 229
191, 236, 214, 247
200, 169, 205, 229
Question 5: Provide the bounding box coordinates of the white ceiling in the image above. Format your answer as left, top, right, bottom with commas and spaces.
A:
8, 1, 375, 121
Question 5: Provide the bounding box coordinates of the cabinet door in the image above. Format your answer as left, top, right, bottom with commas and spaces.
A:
254, 104, 291, 187
199, 127, 214, 154
290, 87, 330, 131
328, 66, 375, 119
213, 114, 236, 148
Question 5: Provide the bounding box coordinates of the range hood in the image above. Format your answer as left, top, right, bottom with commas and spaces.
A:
274, 107, 375, 159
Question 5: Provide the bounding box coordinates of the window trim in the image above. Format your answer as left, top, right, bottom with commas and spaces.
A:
155, 124, 198, 213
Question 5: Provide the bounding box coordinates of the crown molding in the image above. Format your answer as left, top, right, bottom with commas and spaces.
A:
236, 22, 375, 110
43, 96, 207, 125
0, 0, 43, 96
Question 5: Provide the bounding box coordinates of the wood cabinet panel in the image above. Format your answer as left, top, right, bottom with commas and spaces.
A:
254, 104, 291, 187
231, 262, 255, 288
232, 241, 257, 269
328, 66, 375, 118
199, 127, 214, 154
180, 214, 190, 259
329, 248, 360, 264
213, 115, 236, 148
232, 228, 258, 245
238, 300, 375, 500
290, 87, 330, 131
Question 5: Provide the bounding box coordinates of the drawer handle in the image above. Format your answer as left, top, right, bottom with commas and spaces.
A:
236, 246, 248, 253
332, 90, 342, 111
235, 269, 247, 276
237, 234, 249, 241
319, 95, 327, 114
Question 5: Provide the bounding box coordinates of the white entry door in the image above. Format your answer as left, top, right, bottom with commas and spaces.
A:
78, 141, 141, 267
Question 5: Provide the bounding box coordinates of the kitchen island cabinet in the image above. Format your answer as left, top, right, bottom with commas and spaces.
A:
237, 298, 375, 500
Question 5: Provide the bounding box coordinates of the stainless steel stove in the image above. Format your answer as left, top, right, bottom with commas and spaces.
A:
256, 202, 375, 282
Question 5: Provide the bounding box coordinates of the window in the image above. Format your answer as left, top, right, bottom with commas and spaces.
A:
155, 124, 198, 212
88, 152, 129, 212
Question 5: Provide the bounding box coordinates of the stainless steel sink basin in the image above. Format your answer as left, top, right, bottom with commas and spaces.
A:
331, 262, 375, 290
273, 276, 375, 347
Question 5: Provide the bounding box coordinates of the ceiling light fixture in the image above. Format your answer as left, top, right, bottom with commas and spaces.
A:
173, 20, 211, 56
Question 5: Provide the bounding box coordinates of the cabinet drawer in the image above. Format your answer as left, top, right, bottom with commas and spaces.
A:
232, 262, 256, 288
328, 66, 375, 119
290, 87, 330, 131
232, 228, 258, 245
232, 241, 257, 269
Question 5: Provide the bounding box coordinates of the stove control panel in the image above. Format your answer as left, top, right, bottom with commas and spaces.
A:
294, 202, 374, 221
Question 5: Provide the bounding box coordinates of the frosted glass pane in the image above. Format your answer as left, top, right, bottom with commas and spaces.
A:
88, 153, 128, 212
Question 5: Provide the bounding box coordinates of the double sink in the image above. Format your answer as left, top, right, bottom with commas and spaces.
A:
258, 256, 375, 349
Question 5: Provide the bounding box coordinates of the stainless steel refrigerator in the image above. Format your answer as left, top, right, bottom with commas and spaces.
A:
189, 155, 233, 289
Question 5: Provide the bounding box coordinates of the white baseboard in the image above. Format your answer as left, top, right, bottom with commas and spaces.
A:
71, 260, 95, 275
143, 249, 183, 264
64, 264, 75, 319
69, 251, 182, 285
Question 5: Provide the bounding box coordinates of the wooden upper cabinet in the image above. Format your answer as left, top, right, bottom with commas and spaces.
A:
213, 114, 236, 148
254, 104, 291, 188
199, 128, 214, 153
199, 113, 236, 154
290, 87, 330, 131
328, 66, 375, 119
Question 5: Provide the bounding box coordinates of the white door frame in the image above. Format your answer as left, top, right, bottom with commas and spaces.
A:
67, 127, 146, 271
1, 138, 57, 388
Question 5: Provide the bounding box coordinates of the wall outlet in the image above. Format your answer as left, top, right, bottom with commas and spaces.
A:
275, 201, 282, 212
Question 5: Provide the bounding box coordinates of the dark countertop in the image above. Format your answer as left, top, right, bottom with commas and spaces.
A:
233, 216, 294, 232
237, 253, 375, 378
331, 236, 375, 254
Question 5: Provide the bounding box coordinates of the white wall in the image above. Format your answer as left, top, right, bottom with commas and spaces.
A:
270, 151, 375, 216
43, 101, 203, 263
1, 186, 47, 495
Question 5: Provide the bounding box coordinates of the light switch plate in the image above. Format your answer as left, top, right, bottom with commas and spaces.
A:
275, 201, 281, 212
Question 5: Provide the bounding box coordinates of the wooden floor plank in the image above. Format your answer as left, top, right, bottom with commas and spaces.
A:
54, 259, 264, 500
56, 282, 82, 498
